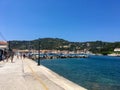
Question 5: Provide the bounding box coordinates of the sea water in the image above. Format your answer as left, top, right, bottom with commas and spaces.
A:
39, 56, 120, 90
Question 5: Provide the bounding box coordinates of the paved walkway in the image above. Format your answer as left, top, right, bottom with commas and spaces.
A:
0, 57, 86, 90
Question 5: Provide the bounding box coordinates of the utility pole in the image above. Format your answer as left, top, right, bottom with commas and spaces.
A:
38, 40, 40, 66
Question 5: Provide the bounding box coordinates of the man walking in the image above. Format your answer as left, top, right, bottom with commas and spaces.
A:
0, 49, 3, 61
10, 51, 14, 63
9, 48, 14, 63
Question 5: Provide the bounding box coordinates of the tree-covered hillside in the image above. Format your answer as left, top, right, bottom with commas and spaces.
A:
9, 38, 70, 50
9, 38, 120, 55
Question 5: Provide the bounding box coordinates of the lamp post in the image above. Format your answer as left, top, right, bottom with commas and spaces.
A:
38, 41, 40, 66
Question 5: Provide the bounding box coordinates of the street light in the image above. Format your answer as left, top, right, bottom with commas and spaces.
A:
38, 40, 40, 66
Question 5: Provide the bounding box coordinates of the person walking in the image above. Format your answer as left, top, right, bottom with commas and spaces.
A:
0, 49, 3, 61
16, 52, 20, 59
3, 49, 8, 62
9, 49, 14, 63
20, 53, 23, 59
10, 51, 14, 63
23, 53, 26, 59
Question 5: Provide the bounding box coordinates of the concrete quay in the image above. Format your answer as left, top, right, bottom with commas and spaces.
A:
0, 57, 87, 90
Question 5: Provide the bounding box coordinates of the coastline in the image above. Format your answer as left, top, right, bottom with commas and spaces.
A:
0, 56, 86, 90
25, 58, 87, 90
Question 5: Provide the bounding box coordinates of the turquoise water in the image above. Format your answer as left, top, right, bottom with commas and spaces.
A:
39, 56, 120, 90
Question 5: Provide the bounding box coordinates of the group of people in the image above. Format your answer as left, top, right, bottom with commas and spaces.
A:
0, 48, 14, 63
16, 52, 26, 59
0, 48, 29, 63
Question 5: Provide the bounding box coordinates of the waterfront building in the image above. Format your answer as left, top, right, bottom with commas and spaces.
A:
0, 41, 8, 49
114, 48, 120, 52
108, 48, 120, 56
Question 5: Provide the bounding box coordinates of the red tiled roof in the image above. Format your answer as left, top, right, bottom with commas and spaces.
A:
0, 41, 8, 45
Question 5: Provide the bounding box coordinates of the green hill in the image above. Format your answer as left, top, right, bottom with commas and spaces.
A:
9, 38, 120, 55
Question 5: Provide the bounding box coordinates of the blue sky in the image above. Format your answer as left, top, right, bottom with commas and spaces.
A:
0, 0, 120, 42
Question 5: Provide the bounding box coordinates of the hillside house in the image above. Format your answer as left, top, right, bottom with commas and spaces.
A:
114, 48, 120, 52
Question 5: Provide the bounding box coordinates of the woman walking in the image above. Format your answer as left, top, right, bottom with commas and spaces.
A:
10, 51, 14, 63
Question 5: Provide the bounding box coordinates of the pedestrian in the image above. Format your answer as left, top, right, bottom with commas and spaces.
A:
17, 52, 20, 59
20, 53, 23, 59
10, 51, 14, 63
23, 54, 26, 59
0, 49, 3, 61
3, 49, 9, 62
9, 48, 14, 63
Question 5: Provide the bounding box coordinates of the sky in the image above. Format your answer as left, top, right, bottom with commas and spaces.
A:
0, 0, 120, 42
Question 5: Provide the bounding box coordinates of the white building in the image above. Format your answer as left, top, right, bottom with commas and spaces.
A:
0, 41, 8, 49
114, 48, 120, 52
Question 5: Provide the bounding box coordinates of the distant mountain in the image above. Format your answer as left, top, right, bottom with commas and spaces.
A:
9, 38, 120, 55
33, 38, 70, 50
9, 38, 70, 50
